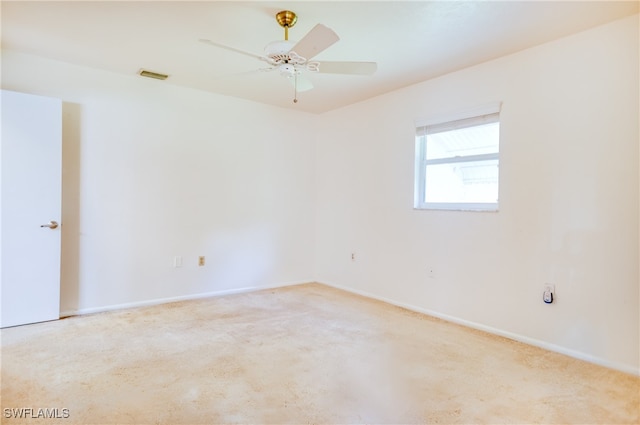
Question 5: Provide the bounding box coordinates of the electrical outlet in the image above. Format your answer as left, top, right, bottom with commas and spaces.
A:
351, 252, 356, 261
198, 256, 205, 266
543, 284, 555, 304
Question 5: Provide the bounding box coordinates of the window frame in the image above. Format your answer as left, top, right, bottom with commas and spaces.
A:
414, 103, 502, 212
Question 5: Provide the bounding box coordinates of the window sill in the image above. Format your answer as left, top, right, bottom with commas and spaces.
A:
414, 202, 499, 212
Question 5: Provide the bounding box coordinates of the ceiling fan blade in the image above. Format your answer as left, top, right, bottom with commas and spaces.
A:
289, 74, 314, 92
291, 24, 339, 61
211, 67, 275, 80
199, 38, 265, 61
317, 61, 377, 75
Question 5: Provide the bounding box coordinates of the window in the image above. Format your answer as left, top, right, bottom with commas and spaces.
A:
414, 104, 501, 211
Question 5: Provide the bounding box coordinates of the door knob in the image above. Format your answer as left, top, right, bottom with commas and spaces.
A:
40, 220, 59, 229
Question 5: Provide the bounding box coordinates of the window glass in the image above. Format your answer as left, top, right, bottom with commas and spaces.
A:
424, 159, 499, 204
415, 108, 500, 211
426, 122, 499, 160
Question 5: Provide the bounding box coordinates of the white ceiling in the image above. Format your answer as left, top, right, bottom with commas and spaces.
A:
2, 1, 638, 114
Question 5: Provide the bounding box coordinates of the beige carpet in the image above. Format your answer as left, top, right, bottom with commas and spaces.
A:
1, 283, 638, 424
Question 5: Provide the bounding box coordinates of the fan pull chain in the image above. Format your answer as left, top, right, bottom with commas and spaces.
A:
293, 72, 298, 103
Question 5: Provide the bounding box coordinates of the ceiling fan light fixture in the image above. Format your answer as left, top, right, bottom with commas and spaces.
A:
278, 63, 298, 77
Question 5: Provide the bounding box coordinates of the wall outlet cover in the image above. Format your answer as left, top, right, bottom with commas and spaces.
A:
543, 284, 555, 303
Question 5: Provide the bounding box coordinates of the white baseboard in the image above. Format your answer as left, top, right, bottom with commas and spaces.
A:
59, 280, 311, 318
319, 280, 640, 377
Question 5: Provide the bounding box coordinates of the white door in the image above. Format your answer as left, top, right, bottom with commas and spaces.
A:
1, 90, 62, 328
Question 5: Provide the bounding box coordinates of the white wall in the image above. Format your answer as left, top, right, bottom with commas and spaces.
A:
315, 15, 639, 374
1, 50, 317, 315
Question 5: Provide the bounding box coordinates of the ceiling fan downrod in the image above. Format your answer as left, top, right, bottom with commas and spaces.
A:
275, 10, 297, 41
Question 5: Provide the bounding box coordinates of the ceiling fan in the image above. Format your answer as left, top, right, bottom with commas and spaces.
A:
199, 10, 377, 103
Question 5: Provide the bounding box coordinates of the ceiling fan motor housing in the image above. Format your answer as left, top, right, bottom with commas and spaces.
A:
264, 40, 295, 59
264, 39, 308, 76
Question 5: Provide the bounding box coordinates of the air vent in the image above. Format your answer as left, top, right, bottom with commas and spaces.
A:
138, 69, 169, 80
